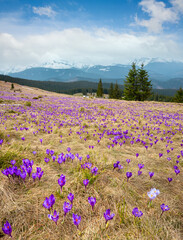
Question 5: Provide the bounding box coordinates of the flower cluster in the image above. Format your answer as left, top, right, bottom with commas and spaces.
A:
1, 159, 43, 182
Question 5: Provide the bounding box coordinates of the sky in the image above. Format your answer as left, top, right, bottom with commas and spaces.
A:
0, 0, 183, 72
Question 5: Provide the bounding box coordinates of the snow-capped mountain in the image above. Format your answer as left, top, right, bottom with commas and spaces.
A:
1, 58, 183, 89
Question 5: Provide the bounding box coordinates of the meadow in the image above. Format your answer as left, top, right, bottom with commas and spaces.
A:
0, 81, 182, 240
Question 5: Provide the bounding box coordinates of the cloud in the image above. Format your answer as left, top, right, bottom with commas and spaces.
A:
135, 0, 180, 33
32, 6, 56, 18
171, 0, 183, 13
0, 28, 182, 72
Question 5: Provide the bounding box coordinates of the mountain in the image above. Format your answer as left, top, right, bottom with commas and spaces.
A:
3, 59, 183, 89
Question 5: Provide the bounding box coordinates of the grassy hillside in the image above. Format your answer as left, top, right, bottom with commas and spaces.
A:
0, 81, 182, 239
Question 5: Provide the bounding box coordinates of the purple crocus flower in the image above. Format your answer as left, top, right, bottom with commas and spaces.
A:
44, 157, 50, 163
168, 177, 172, 183
118, 164, 123, 170
85, 162, 92, 169
43, 194, 55, 210
32, 151, 36, 155
103, 209, 115, 224
43, 197, 52, 210
138, 170, 142, 176
126, 172, 132, 182
58, 174, 66, 192
26, 166, 32, 177
21, 137, 25, 141
138, 164, 144, 170
49, 194, 55, 208
72, 213, 81, 229
83, 179, 89, 191
136, 153, 139, 158
149, 172, 154, 179
46, 149, 50, 155
88, 196, 96, 210
2, 221, 12, 238
91, 167, 98, 175
11, 160, 16, 166
48, 210, 59, 225
40, 138, 43, 144
63, 202, 72, 216
20, 170, 27, 181
113, 161, 120, 170
67, 193, 74, 204
132, 208, 143, 217
175, 168, 180, 175
67, 147, 71, 152
37, 169, 44, 180
126, 159, 131, 164
32, 172, 37, 181
160, 204, 170, 217
50, 150, 54, 156
159, 153, 163, 158
1, 169, 9, 177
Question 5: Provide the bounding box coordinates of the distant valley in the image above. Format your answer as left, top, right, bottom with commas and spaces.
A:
6, 60, 183, 89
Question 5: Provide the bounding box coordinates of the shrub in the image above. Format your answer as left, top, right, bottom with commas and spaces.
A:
25, 101, 31, 107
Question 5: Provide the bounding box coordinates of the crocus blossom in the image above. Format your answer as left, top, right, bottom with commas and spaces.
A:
67, 193, 74, 204
147, 188, 160, 200
48, 210, 59, 225
58, 174, 66, 192
132, 208, 143, 217
72, 213, 81, 228
83, 179, 89, 191
88, 196, 96, 210
104, 209, 115, 224
160, 204, 170, 217
63, 202, 72, 216
126, 172, 132, 182
2, 221, 12, 238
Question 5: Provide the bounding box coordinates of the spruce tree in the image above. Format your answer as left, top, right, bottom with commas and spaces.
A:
124, 62, 138, 100
174, 87, 183, 103
11, 83, 14, 90
124, 62, 152, 101
137, 64, 152, 101
113, 82, 121, 99
97, 79, 103, 97
109, 83, 114, 98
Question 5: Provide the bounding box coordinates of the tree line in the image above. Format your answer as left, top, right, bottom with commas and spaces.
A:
96, 63, 183, 103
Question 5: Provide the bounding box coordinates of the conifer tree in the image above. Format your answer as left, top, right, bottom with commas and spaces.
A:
124, 62, 138, 100
11, 83, 14, 90
113, 82, 121, 99
137, 64, 152, 101
124, 62, 152, 101
174, 87, 183, 103
109, 83, 114, 98
97, 78, 103, 97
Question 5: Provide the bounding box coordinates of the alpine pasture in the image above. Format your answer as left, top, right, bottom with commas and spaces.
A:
0, 81, 182, 240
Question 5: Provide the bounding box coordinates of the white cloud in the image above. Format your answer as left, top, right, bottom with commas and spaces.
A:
171, 0, 183, 13
32, 6, 56, 18
0, 28, 182, 72
135, 0, 179, 33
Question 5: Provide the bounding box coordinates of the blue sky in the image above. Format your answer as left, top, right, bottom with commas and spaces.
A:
0, 0, 183, 71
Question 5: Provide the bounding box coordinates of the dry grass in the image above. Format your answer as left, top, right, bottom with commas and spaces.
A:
0, 80, 183, 239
